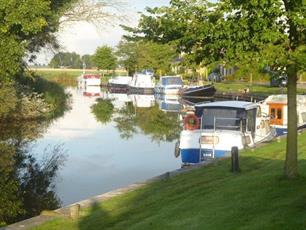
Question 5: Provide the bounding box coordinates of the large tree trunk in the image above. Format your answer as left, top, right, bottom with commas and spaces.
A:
284, 66, 298, 178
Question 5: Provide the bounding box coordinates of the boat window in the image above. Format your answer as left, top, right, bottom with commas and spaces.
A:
277, 109, 282, 119
162, 77, 183, 85
271, 108, 276, 119
201, 108, 245, 131
247, 109, 256, 134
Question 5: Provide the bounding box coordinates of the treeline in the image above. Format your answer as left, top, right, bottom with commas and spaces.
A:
49, 41, 177, 77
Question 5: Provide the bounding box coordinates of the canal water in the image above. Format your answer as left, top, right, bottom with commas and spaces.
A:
32, 86, 185, 206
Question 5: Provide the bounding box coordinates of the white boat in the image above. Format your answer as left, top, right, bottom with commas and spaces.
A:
154, 76, 183, 95
128, 73, 155, 94
77, 74, 101, 87
261, 94, 306, 136
178, 101, 276, 164
108, 76, 132, 89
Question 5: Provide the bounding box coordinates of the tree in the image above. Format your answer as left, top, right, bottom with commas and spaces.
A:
116, 39, 177, 76
93, 46, 117, 73
49, 52, 82, 68
126, 0, 306, 178
81, 54, 94, 69
0, 0, 76, 81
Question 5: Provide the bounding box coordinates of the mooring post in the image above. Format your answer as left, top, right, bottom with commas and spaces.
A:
231, 146, 240, 173
70, 204, 81, 220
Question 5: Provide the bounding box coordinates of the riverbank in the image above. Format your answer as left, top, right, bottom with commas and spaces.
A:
27, 131, 306, 230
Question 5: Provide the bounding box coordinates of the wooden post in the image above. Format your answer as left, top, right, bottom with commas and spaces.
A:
70, 204, 80, 220
231, 146, 240, 173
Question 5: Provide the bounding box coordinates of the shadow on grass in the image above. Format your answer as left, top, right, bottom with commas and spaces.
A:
78, 202, 110, 230
75, 152, 306, 230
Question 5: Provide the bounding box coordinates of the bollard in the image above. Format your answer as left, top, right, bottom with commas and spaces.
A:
70, 204, 81, 220
231, 146, 240, 173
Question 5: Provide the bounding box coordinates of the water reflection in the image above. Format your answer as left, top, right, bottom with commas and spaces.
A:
0, 120, 66, 226
91, 91, 182, 143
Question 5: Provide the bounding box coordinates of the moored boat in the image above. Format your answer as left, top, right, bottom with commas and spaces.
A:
260, 94, 306, 136
178, 101, 276, 165
77, 74, 101, 87
108, 76, 132, 89
154, 76, 183, 95
181, 84, 216, 98
128, 73, 155, 94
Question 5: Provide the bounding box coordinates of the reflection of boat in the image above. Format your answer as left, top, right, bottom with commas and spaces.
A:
130, 94, 155, 108
155, 94, 182, 112
261, 95, 306, 136
154, 76, 183, 95
81, 86, 101, 97
77, 74, 101, 87
128, 73, 155, 94
179, 101, 276, 164
108, 76, 132, 89
181, 84, 216, 98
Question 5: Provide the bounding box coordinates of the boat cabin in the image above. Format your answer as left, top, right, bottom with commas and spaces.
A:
195, 101, 260, 135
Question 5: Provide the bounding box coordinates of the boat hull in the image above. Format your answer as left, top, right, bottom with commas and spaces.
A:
182, 85, 216, 98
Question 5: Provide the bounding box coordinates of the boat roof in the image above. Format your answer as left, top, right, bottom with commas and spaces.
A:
264, 94, 306, 104
195, 101, 258, 110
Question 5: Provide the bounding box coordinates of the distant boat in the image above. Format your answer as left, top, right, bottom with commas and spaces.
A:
181, 84, 216, 98
77, 74, 101, 87
108, 76, 132, 89
154, 76, 184, 95
178, 100, 276, 164
261, 94, 306, 136
128, 73, 155, 94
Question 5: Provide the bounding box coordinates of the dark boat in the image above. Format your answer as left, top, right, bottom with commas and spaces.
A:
181, 84, 216, 98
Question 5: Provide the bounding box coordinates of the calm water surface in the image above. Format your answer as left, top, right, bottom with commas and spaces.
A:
33, 87, 182, 206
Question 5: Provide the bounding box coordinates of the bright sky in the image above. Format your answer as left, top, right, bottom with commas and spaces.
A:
36, 0, 169, 64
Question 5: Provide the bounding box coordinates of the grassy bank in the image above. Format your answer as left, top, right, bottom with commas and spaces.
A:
213, 81, 306, 95
34, 132, 306, 230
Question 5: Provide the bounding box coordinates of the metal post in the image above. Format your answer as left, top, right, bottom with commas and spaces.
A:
231, 146, 240, 173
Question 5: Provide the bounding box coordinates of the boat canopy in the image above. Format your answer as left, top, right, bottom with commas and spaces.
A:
161, 76, 183, 86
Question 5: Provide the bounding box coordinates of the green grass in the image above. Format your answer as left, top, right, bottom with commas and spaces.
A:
33, 132, 306, 230
213, 81, 306, 95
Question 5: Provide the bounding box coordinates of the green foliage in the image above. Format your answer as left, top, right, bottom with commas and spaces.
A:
0, 0, 76, 80
49, 52, 83, 69
93, 46, 117, 71
116, 40, 177, 76
126, 0, 306, 177
91, 99, 114, 124
81, 54, 95, 69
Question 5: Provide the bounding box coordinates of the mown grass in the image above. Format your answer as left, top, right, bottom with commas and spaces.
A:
213, 81, 306, 95
33, 132, 306, 230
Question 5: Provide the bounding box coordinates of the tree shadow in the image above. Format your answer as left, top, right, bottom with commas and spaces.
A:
78, 201, 110, 230
76, 154, 306, 230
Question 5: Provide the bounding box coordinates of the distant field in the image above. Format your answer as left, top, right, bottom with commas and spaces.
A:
31, 68, 128, 85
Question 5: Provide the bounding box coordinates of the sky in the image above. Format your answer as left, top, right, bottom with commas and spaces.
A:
36, 0, 169, 64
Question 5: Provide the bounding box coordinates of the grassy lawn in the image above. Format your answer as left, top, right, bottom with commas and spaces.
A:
33, 132, 306, 230
213, 81, 306, 95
